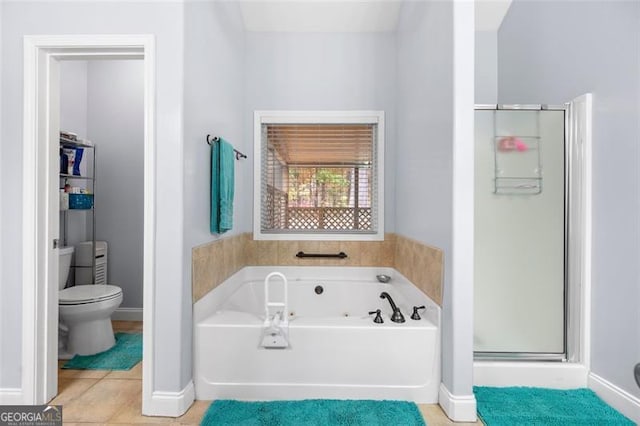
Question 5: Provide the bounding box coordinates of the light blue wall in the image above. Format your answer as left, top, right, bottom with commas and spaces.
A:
397, 0, 470, 396
475, 31, 498, 104
182, 0, 245, 385
244, 31, 397, 233
498, 0, 640, 398
396, 1, 453, 252
0, 1, 186, 393
183, 1, 246, 244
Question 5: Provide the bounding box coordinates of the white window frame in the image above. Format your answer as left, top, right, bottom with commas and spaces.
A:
253, 110, 385, 241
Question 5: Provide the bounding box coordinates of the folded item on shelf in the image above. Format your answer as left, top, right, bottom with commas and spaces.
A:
63, 148, 76, 175
60, 131, 77, 141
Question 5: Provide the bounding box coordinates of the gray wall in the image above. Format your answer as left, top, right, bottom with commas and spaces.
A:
498, 0, 640, 399
60, 62, 88, 139
0, 0, 7, 391
244, 31, 397, 232
87, 60, 145, 309
397, 1, 472, 396
0, 1, 186, 393
60, 61, 90, 250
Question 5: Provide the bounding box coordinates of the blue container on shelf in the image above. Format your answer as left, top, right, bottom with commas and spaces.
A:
69, 193, 93, 209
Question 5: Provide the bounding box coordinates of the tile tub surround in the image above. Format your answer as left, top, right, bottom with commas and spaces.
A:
394, 235, 444, 306
192, 233, 443, 306
246, 234, 397, 267
192, 233, 250, 302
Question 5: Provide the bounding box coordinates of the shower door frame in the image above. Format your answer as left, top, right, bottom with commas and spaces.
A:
473, 103, 570, 362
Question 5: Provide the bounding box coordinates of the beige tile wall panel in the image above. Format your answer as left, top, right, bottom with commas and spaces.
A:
191, 232, 442, 306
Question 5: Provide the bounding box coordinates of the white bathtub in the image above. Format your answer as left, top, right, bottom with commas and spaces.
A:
194, 266, 441, 403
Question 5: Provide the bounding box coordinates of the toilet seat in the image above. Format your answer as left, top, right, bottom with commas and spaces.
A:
59, 284, 122, 305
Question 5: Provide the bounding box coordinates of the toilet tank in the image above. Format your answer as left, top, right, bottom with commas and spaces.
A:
59, 246, 75, 290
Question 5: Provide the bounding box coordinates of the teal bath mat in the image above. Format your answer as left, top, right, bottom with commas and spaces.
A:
475, 386, 634, 425
63, 332, 142, 370
200, 399, 425, 426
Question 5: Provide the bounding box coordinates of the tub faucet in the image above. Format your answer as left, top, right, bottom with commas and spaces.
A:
379, 292, 405, 323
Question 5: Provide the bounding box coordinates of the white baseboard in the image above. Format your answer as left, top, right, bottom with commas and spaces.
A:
438, 383, 477, 422
588, 373, 640, 424
0, 388, 24, 405
474, 361, 588, 388
112, 308, 143, 321
143, 380, 195, 417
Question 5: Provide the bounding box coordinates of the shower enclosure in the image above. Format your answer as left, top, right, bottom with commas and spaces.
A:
474, 105, 567, 360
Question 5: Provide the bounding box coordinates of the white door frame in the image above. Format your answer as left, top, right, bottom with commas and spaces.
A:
567, 93, 593, 370
22, 35, 155, 407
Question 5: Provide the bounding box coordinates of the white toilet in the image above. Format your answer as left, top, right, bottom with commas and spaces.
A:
58, 246, 123, 356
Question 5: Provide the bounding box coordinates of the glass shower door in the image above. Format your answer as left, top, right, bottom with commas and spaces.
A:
474, 108, 566, 357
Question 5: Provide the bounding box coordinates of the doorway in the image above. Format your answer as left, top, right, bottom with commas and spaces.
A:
21, 35, 155, 408
58, 58, 145, 320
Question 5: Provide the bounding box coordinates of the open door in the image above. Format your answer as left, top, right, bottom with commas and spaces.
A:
43, 53, 61, 402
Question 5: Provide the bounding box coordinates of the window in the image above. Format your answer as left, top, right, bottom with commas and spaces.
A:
254, 111, 384, 240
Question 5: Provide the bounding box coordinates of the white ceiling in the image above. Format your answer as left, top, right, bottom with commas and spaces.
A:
239, 0, 403, 33
238, 0, 512, 33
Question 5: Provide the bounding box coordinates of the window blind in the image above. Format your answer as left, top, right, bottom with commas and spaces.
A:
261, 123, 378, 234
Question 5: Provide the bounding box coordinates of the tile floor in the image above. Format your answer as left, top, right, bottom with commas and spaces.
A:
53, 321, 482, 425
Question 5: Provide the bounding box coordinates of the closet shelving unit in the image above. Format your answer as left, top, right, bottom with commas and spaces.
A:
60, 136, 97, 283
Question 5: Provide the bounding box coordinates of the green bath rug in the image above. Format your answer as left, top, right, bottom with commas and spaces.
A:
200, 399, 426, 426
63, 332, 142, 370
474, 386, 634, 425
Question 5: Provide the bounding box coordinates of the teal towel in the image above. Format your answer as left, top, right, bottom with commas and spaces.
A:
210, 138, 235, 233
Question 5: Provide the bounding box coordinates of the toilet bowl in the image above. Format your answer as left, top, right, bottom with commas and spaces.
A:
58, 246, 123, 356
